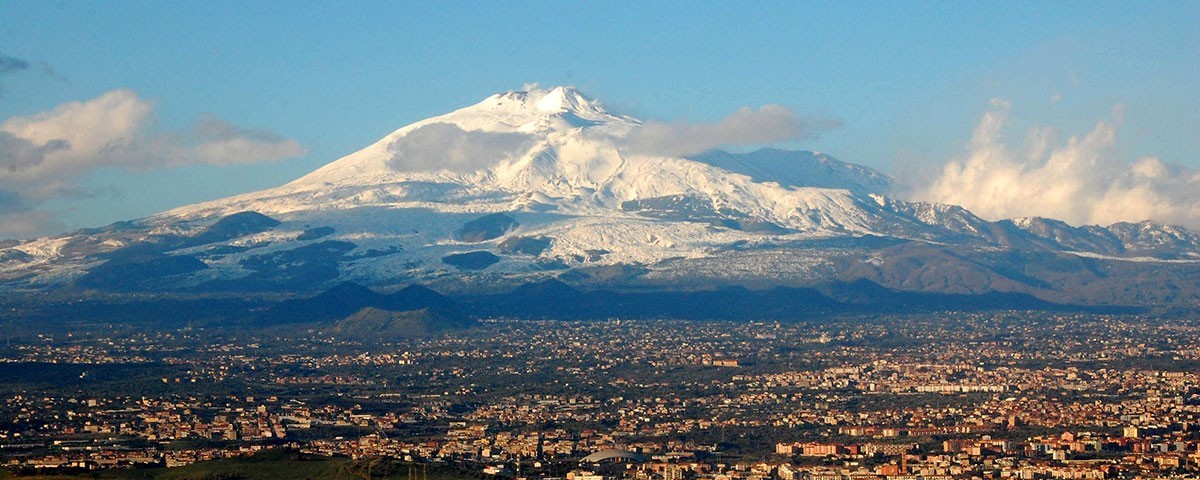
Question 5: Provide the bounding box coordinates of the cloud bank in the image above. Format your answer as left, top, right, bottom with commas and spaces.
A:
621, 105, 838, 157
387, 123, 534, 173
0, 89, 307, 237
384, 105, 839, 174
918, 99, 1200, 229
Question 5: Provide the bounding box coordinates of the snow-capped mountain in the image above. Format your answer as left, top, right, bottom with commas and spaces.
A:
2, 86, 1198, 304
164, 86, 896, 233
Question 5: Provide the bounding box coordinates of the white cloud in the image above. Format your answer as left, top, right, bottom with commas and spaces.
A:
0, 90, 306, 176
0, 89, 307, 236
620, 105, 838, 157
917, 99, 1200, 229
387, 123, 534, 173
1, 90, 152, 177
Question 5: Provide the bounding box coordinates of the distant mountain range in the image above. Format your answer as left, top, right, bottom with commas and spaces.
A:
1, 86, 1197, 308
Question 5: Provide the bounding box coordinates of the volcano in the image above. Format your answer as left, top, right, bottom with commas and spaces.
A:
2, 86, 1198, 306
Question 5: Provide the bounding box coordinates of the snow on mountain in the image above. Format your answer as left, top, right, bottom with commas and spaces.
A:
1, 86, 1198, 295
158, 86, 908, 242
689, 148, 897, 195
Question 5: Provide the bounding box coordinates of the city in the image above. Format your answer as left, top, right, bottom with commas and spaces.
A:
5, 2, 1200, 480
3, 311, 1199, 479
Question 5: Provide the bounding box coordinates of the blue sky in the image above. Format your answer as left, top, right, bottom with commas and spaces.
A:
0, 1, 1197, 236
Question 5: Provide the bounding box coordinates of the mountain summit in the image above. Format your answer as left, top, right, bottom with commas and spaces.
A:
281, 86, 635, 188
1, 86, 1198, 305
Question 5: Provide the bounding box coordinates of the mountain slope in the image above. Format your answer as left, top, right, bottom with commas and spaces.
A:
0, 86, 1197, 306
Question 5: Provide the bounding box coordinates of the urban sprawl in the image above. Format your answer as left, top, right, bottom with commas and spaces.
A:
3, 312, 1200, 479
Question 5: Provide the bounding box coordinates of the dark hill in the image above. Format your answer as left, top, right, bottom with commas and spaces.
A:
456, 213, 518, 242
392, 284, 458, 311
462, 278, 1089, 320
186, 211, 280, 247
818, 278, 901, 305
334, 307, 476, 341
260, 282, 458, 325
442, 251, 500, 270
76, 253, 208, 290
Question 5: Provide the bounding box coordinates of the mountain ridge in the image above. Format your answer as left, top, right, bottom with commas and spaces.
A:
0, 86, 1197, 306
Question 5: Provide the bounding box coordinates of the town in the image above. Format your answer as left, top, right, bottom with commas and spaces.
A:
2, 311, 1200, 479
